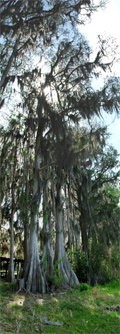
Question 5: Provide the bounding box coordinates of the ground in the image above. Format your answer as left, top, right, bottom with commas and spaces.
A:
0, 280, 120, 333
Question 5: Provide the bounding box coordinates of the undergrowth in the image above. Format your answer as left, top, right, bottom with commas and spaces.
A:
0, 280, 120, 333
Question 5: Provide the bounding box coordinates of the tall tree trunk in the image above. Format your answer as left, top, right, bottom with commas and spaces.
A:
24, 218, 30, 272
8, 214, 15, 282
41, 178, 54, 290
77, 180, 93, 284
76, 179, 89, 254
79, 214, 88, 254
7, 183, 15, 283
0, 152, 2, 234
54, 183, 79, 288
23, 152, 30, 274
23, 97, 49, 293
7, 138, 18, 283
24, 152, 46, 293
0, 35, 21, 90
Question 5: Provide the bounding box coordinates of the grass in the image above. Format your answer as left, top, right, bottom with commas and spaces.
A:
0, 280, 120, 334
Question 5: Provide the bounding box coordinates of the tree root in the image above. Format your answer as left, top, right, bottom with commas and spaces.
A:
41, 317, 63, 326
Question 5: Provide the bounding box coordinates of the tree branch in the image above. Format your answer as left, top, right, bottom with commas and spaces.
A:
0, 35, 21, 90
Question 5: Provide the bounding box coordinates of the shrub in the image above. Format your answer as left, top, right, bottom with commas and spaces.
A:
68, 248, 88, 283
89, 242, 120, 285
78, 282, 90, 292
68, 242, 120, 286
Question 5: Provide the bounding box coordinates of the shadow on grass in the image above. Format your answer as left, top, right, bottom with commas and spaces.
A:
0, 281, 120, 334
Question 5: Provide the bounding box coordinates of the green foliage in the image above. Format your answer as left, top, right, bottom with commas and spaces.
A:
88, 241, 105, 284
0, 282, 17, 294
53, 257, 65, 288
89, 241, 120, 285
43, 255, 65, 288
42, 253, 48, 272
77, 282, 90, 292
68, 248, 88, 283
69, 242, 120, 286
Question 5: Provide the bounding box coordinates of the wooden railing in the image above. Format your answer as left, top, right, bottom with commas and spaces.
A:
0, 257, 24, 279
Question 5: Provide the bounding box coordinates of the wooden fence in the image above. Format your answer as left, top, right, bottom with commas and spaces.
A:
0, 257, 24, 279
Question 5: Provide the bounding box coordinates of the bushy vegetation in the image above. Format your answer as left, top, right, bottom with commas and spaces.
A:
69, 242, 120, 286
68, 248, 88, 283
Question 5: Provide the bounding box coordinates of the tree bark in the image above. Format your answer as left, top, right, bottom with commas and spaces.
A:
0, 35, 21, 90
24, 151, 46, 293
54, 183, 79, 288
7, 139, 18, 283
23, 153, 30, 274
77, 180, 92, 284
7, 184, 15, 283
79, 214, 88, 254
7, 213, 15, 282
24, 218, 30, 273
41, 179, 54, 290
76, 178, 89, 254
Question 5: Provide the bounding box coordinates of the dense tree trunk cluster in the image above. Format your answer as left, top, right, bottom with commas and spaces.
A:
0, 0, 120, 292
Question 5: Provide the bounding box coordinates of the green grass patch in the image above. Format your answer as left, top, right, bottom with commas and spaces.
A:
0, 280, 120, 333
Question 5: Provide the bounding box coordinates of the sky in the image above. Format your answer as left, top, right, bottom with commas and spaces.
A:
79, 0, 120, 155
